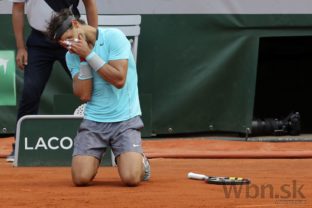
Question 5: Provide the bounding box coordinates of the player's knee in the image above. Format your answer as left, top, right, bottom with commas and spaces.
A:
73, 177, 91, 186
121, 173, 141, 187
72, 174, 93, 186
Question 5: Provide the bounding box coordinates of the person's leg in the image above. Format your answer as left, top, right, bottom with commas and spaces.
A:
116, 152, 147, 186
71, 119, 108, 186
112, 116, 150, 186
71, 155, 100, 186
57, 47, 72, 78
7, 46, 55, 162
17, 46, 54, 120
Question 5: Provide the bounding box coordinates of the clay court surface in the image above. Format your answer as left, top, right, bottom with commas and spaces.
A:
0, 136, 312, 207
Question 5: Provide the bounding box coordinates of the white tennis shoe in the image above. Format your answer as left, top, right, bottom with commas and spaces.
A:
142, 154, 151, 181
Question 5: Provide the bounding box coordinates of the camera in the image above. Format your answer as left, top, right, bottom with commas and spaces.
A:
250, 112, 301, 136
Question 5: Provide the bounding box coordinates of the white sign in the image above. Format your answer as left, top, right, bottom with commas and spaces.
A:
24, 136, 73, 150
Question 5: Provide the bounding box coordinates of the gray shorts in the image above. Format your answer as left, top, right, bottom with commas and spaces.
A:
73, 116, 144, 160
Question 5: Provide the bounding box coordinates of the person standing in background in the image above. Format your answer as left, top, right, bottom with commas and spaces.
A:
7, 0, 98, 162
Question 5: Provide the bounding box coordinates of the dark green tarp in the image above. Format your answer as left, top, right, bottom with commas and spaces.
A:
1, 14, 312, 136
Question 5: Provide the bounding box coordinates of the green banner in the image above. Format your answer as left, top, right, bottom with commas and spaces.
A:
14, 115, 113, 167
0, 50, 16, 106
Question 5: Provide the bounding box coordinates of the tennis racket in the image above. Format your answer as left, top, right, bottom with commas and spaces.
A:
187, 172, 250, 185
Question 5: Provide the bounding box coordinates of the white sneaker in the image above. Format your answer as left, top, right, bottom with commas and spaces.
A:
6, 154, 15, 162
6, 143, 15, 163
142, 154, 151, 181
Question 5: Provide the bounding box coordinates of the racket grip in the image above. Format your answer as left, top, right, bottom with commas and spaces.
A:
187, 172, 208, 180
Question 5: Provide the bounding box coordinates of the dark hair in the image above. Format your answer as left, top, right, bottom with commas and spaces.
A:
46, 8, 85, 41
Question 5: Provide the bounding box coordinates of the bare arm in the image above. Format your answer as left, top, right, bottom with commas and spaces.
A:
65, 34, 128, 89
97, 59, 128, 89
82, 0, 98, 27
73, 59, 128, 90
71, 44, 128, 89
72, 73, 93, 102
12, 2, 27, 70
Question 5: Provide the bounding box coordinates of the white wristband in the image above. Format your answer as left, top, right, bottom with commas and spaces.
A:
86, 52, 106, 72
78, 62, 93, 80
